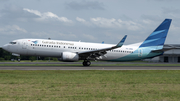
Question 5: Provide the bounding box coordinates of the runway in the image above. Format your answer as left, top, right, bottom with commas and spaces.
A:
0, 66, 180, 70
0, 62, 180, 70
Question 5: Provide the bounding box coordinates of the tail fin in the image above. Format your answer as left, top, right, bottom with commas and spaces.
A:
139, 19, 172, 49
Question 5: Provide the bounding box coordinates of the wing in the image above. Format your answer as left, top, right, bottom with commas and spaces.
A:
78, 35, 127, 60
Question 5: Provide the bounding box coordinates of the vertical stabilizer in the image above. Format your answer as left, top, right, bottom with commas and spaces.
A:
139, 19, 172, 49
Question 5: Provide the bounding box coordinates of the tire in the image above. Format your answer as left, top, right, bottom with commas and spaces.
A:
82, 60, 91, 66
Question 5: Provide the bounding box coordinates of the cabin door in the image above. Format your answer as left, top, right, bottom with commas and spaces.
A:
22, 41, 27, 49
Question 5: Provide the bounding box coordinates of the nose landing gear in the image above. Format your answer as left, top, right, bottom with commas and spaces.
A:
82, 60, 91, 66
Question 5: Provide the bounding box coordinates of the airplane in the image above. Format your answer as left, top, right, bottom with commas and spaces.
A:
2, 19, 172, 66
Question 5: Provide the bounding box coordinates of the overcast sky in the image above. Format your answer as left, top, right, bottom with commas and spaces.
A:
0, 0, 180, 46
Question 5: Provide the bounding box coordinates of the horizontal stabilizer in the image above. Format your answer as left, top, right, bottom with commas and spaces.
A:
151, 48, 179, 53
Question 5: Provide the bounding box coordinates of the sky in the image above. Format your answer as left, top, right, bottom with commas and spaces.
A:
0, 0, 180, 46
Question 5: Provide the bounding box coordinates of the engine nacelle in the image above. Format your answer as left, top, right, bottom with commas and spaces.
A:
59, 52, 79, 62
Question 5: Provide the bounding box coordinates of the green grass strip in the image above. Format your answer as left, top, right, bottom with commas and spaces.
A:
0, 70, 180, 101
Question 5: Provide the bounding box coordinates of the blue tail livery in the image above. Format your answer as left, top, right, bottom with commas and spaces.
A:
139, 19, 172, 49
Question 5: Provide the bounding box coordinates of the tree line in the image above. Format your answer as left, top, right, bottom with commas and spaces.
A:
0, 48, 58, 61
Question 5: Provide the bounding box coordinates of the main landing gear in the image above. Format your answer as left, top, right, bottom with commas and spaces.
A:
82, 60, 91, 66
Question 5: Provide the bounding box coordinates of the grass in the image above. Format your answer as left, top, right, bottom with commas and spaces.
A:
0, 70, 180, 101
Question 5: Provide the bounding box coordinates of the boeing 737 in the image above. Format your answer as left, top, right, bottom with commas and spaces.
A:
2, 19, 172, 66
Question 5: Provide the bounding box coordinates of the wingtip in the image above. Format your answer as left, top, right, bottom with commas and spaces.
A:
121, 35, 127, 42
116, 35, 127, 47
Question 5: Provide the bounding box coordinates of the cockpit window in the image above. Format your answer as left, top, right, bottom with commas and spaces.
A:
9, 42, 17, 44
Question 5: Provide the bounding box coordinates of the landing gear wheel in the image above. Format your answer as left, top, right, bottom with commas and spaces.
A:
83, 60, 91, 66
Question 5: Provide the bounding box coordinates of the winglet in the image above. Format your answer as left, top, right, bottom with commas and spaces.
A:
115, 35, 127, 48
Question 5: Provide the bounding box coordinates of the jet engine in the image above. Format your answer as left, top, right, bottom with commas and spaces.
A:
59, 52, 79, 62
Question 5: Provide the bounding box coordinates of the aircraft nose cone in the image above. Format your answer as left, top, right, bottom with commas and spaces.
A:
2, 44, 9, 51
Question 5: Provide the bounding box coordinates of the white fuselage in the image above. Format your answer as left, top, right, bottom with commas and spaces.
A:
3, 39, 143, 61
